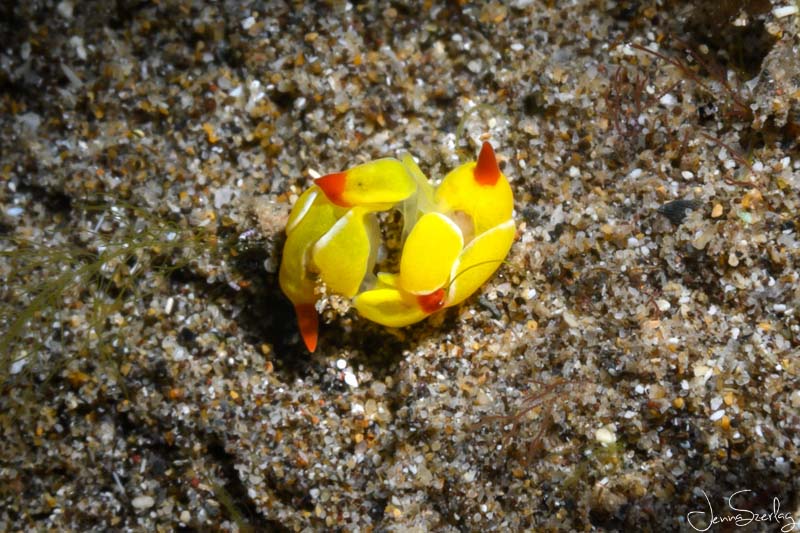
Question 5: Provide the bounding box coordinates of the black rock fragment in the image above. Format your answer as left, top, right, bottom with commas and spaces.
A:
658, 199, 702, 225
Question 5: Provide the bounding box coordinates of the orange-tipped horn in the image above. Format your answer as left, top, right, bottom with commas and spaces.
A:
294, 303, 319, 352
416, 288, 446, 314
315, 171, 350, 207
473, 141, 500, 186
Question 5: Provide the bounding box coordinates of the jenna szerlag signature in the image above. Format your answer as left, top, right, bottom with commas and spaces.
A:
687, 489, 797, 532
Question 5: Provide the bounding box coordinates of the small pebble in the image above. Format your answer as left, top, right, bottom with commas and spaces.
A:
10, 358, 27, 375
57, 0, 73, 18
132, 495, 155, 510
595, 425, 617, 446
658, 93, 676, 106
343, 370, 358, 388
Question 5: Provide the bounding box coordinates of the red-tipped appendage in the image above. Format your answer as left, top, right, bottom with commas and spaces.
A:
315, 171, 350, 207
294, 303, 319, 352
473, 141, 500, 186
416, 288, 446, 314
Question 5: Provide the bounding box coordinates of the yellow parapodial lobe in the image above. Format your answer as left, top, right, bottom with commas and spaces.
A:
312, 207, 379, 298
399, 212, 463, 295
353, 288, 430, 328
446, 219, 515, 307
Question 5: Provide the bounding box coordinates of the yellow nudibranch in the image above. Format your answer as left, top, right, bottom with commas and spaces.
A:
278, 141, 515, 351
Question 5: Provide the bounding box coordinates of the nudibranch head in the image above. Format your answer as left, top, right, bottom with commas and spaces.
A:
315, 158, 416, 209
279, 186, 342, 352
434, 141, 513, 235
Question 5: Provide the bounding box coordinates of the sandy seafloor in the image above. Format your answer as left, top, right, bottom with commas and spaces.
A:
1, 0, 800, 531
